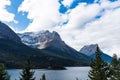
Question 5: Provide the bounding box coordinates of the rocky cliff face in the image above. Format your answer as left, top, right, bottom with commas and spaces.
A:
0, 22, 21, 43
18, 30, 90, 62
18, 30, 67, 49
79, 44, 112, 62
0, 22, 90, 67
80, 44, 100, 56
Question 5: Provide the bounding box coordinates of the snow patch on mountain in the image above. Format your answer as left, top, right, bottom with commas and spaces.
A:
18, 30, 63, 49
79, 44, 101, 56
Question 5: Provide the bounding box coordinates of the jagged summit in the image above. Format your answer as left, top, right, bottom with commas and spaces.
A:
18, 30, 90, 62
79, 44, 112, 63
0, 21, 21, 43
18, 30, 63, 49
0, 22, 90, 67
80, 44, 101, 56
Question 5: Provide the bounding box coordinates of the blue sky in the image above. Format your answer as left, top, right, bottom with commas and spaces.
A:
4, 0, 116, 31
6, 0, 30, 31
5, 0, 96, 31
0, 0, 120, 56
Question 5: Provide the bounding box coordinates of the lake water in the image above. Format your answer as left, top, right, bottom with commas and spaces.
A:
7, 67, 90, 80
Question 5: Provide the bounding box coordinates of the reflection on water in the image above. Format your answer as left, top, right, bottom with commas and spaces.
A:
7, 67, 90, 80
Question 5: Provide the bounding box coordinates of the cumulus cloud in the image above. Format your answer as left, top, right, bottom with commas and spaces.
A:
18, 0, 66, 32
0, 0, 15, 22
63, 3, 101, 30
18, 0, 120, 56
81, 7, 120, 56
62, 0, 74, 7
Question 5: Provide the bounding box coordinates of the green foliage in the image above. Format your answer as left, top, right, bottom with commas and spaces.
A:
0, 64, 10, 80
40, 74, 46, 80
109, 54, 120, 80
20, 59, 35, 80
88, 46, 109, 80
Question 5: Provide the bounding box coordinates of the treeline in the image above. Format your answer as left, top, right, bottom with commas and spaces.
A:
88, 46, 120, 80
0, 59, 46, 80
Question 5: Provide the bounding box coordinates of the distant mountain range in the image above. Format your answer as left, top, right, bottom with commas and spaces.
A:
0, 22, 112, 68
80, 44, 112, 63
18, 31, 112, 63
0, 22, 90, 68
18, 31, 90, 62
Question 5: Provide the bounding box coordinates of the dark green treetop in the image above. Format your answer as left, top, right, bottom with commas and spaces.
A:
88, 45, 109, 80
20, 59, 35, 80
40, 74, 46, 80
0, 64, 10, 80
109, 54, 120, 80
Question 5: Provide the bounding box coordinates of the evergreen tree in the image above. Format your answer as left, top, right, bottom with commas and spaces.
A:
88, 45, 108, 80
20, 59, 35, 80
109, 54, 120, 80
40, 74, 46, 80
0, 64, 10, 80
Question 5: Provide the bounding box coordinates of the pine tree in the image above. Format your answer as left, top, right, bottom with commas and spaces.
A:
109, 54, 120, 80
88, 45, 108, 80
20, 59, 35, 80
40, 74, 46, 80
0, 64, 10, 80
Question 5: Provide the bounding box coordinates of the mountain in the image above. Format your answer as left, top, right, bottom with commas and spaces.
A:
1, 38, 87, 68
79, 44, 112, 63
0, 22, 90, 68
0, 21, 21, 43
18, 31, 90, 63
18, 31, 62, 49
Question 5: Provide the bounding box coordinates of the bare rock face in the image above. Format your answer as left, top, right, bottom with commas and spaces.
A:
79, 44, 112, 63
18, 30, 90, 62
18, 30, 63, 49
18, 30, 81, 56
80, 44, 99, 56
0, 22, 21, 43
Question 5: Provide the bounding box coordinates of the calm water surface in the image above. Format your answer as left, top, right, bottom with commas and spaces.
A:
7, 67, 90, 80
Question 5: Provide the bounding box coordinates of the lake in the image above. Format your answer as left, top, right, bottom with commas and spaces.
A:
7, 67, 90, 80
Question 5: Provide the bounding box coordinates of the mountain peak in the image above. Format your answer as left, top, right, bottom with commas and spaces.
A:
52, 31, 61, 41
79, 44, 112, 62
79, 44, 101, 56
0, 22, 21, 43
18, 30, 90, 63
18, 30, 62, 49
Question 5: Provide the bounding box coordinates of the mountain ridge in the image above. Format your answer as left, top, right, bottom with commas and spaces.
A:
0, 22, 90, 68
18, 30, 63, 49
18, 31, 90, 62
0, 21, 21, 43
79, 44, 112, 63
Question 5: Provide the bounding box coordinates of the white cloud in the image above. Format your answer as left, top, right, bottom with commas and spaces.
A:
0, 0, 15, 22
62, 0, 74, 7
19, 0, 120, 57
81, 7, 120, 56
101, 0, 120, 9
64, 3, 101, 30
18, 0, 66, 32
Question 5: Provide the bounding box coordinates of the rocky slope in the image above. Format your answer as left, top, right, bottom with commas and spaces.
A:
0, 22, 90, 68
18, 31, 62, 49
0, 21, 21, 43
18, 31, 90, 62
80, 44, 112, 63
